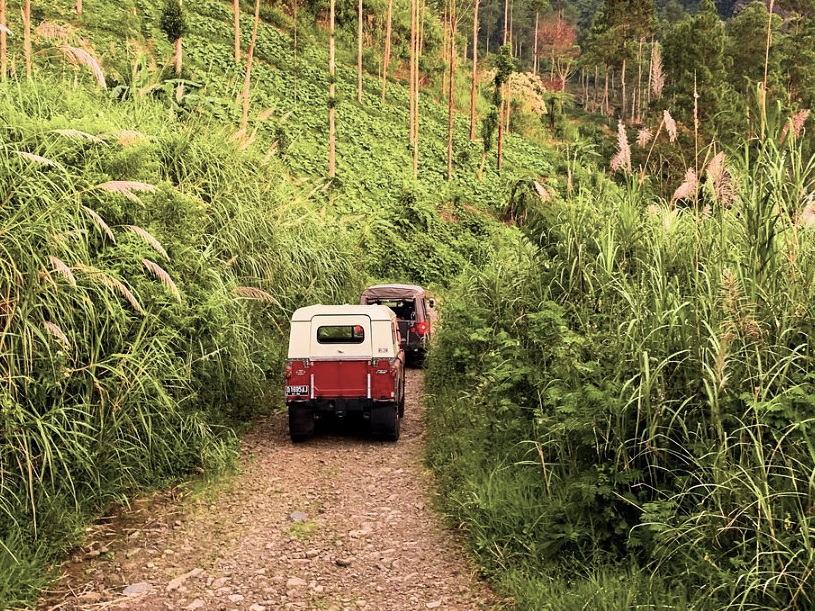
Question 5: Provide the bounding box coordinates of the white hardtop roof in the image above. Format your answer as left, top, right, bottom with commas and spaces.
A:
291, 304, 397, 322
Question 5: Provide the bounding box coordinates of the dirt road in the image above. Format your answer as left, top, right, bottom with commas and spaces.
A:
40, 370, 499, 611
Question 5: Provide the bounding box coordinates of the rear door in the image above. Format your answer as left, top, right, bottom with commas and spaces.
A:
309, 315, 371, 398
311, 360, 368, 397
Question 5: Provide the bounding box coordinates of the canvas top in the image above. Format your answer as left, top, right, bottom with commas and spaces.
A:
360, 284, 427, 302
290, 304, 397, 323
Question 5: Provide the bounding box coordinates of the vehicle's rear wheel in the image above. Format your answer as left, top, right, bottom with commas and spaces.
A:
370, 404, 400, 441
289, 405, 315, 442
397, 381, 406, 418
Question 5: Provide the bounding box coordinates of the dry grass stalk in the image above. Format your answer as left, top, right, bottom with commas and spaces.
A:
663, 110, 677, 143
15, 150, 59, 167
610, 120, 631, 174
650, 42, 664, 99
48, 256, 77, 286
76, 264, 145, 314
672, 168, 697, 203
234, 286, 279, 305
59, 45, 106, 88
125, 225, 168, 259
43, 320, 71, 348
780, 109, 810, 143
142, 259, 181, 301
81, 206, 115, 241
533, 181, 551, 201
95, 180, 156, 204
636, 128, 652, 147
797, 194, 815, 227
256, 108, 275, 122
104, 130, 150, 146
53, 128, 105, 144
35, 21, 71, 42
704, 151, 736, 207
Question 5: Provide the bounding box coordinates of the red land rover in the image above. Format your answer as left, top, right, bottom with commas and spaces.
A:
284, 304, 406, 442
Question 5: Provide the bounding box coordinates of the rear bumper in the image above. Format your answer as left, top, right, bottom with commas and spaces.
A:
287, 398, 394, 416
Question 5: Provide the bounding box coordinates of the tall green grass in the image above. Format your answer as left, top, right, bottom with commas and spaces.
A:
0, 76, 364, 607
426, 104, 815, 609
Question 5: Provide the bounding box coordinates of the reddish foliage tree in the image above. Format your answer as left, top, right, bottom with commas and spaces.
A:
535, 12, 578, 91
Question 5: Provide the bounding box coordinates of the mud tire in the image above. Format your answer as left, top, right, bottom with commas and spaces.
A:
288, 406, 315, 442
370, 404, 400, 441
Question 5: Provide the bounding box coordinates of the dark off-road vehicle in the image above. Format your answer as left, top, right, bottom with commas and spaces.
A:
360, 284, 434, 362
285, 304, 406, 442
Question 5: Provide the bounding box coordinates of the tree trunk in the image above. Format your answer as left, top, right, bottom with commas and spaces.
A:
603, 66, 609, 115
593, 65, 599, 112
1, 0, 7, 81
441, 5, 448, 99
532, 10, 538, 75
77, 0, 82, 16
240, 0, 261, 134
412, 0, 420, 178
621, 57, 626, 119
635, 39, 643, 122
23, 0, 31, 78
329, 0, 336, 177
647, 41, 653, 108
381, 0, 392, 102
174, 37, 183, 76
508, 0, 513, 51
408, 0, 417, 144
502, 0, 508, 45
447, 0, 456, 181
357, 0, 363, 103
497, 97, 504, 170
234, 0, 241, 64
418, 0, 425, 55
469, 0, 479, 140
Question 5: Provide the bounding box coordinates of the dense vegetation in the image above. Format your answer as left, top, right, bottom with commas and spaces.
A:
1, 0, 814, 609
427, 102, 815, 608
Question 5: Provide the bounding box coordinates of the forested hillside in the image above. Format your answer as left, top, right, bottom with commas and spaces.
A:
1, 0, 815, 609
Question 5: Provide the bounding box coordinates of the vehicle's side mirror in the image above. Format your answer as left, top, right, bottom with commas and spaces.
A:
428, 298, 435, 309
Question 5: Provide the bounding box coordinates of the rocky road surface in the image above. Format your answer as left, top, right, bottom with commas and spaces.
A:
39, 370, 500, 611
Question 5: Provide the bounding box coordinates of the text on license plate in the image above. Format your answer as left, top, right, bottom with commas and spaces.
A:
286, 385, 310, 395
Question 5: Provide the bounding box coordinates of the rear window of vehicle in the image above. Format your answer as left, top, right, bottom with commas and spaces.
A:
316, 325, 365, 344
369, 299, 415, 320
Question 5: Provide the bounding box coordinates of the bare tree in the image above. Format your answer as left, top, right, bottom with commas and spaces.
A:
381, 0, 392, 101
1, 0, 7, 80
160, 0, 186, 76
533, 11, 540, 74
234, 0, 241, 64
409, 0, 416, 147
447, 0, 456, 180
411, 0, 419, 178
503, 0, 509, 45
469, 0, 479, 140
240, 0, 261, 134
357, 0, 362, 102
329, 0, 336, 177
23, 0, 31, 78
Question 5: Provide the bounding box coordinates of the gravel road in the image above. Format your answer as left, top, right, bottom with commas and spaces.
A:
39, 370, 500, 611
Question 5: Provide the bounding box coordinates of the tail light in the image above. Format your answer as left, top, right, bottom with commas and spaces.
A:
414, 321, 429, 336
284, 365, 292, 379
389, 358, 399, 377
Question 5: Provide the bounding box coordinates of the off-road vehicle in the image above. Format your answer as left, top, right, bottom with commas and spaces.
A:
360, 284, 434, 362
285, 304, 405, 442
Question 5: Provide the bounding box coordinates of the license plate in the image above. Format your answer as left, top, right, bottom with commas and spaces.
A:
286, 385, 309, 396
